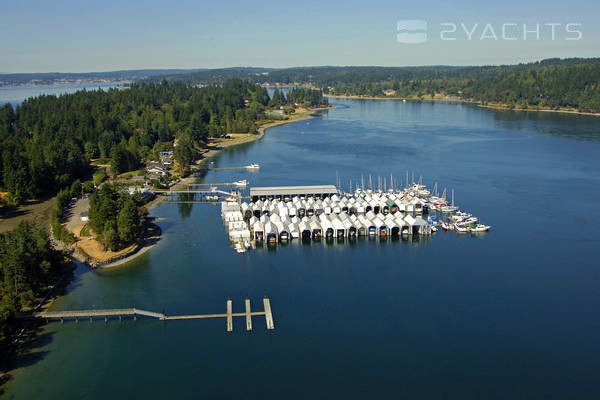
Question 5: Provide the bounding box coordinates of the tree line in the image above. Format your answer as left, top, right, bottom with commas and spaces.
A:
0, 79, 272, 204
268, 88, 328, 109
151, 58, 600, 113
0, 221, 67, 361
88, 184, 147, 251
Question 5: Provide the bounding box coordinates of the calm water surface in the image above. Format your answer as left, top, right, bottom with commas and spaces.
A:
4, 99, 600, 399
0, 83, 122, 107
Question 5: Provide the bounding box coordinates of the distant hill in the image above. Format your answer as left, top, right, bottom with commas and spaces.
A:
143, 58, 600, 113
0, 69, 206, 86
142, 67, 275, 84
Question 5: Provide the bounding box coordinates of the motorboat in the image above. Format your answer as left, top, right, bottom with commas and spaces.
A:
246, 163, 260, 170
234, 242, 246, 253
455, 224, 469, 233
469, 224, 491, 233
233, 179, 248, 187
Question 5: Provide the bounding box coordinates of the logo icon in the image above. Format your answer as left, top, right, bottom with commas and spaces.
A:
397, 20, 428, 43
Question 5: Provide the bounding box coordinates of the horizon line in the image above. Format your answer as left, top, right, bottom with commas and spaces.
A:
2, 57, 600, 75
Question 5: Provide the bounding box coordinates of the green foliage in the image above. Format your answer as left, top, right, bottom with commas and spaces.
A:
70, 179, 82, 197
50, 209, 75, 245
269, 89, 286, 108
0, 221, 65, 353
82, 181, 95, 193
88, 184, 145, 251
151, 59, 600, 113
261, 62, 600, 112
84, 142, 99, 159
93, 171, 107, 186
173, 133, 196, 175
117, 197, 143, 244
0, 79, 273, 204
285, 88, 327, 107
51, 187, 77, 245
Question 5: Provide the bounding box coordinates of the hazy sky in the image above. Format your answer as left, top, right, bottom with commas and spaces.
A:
1, 0, 598, 72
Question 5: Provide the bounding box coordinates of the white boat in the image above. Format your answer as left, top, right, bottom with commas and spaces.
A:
441, 189, 458, 213
455, 224, 469, 233
440, 221, 453, 231
441, 205, 458, 213
469, 224, 491, 233
246, 163, 260, 170
233, 179, 248, 187
234, 242, 246, 253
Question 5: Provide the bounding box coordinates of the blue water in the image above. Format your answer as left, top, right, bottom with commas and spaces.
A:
0, 83, 122, 107
4, 99, 600, 399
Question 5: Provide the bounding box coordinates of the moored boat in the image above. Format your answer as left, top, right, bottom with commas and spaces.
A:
469, 224, 491, 233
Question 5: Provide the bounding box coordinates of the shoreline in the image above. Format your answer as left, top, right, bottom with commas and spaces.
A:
79, 223, 162, 269
147, 106, 329, 208
100, 106, 329, 267
325, 94, 600, 117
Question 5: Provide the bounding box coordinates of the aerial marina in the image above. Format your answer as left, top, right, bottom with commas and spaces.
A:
3, 1, 600, 397
220, 180, 491, 252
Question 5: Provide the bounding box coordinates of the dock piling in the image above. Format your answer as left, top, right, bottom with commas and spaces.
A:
263, 298, 275, 330
245, 298, 252, 331
226, 299, 233, 332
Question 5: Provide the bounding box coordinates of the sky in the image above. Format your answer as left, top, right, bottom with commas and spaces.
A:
1, 0, 599, 73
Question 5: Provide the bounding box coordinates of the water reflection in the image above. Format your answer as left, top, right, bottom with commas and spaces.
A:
485, 106, 600, 141
251, 234, 441, 251
176, 193, 195, 219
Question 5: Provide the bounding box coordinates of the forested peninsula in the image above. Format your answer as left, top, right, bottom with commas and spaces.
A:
150, 58, 600, 113
0, 80, 326, 204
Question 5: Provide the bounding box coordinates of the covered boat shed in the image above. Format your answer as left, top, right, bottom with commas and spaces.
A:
250, 185, 338, 202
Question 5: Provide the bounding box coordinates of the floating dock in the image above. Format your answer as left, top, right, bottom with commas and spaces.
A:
32, 298, 275, 332
245, 298, 252, 331
250, 185, 338, 202
224, 182, 490, 251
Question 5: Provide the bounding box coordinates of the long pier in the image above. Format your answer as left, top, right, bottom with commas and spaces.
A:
33, 298, 275, 332
153, 189, 234, 196
200, 166, 252, 171
186, 182, 246, 187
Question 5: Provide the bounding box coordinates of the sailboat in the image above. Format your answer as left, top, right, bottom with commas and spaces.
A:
441, 189, 459, 213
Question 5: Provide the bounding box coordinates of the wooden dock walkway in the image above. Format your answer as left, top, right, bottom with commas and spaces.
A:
32, 298, 275, 332
263, 298, 275, 330
245, 298, 252, 331
226, 299, 233, 332
186, 182, 246, 187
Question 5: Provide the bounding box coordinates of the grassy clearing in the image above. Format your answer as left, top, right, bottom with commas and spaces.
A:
0, 196, 56, 234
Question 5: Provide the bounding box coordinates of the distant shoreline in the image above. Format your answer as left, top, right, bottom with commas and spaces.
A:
325, 94, 600, 117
